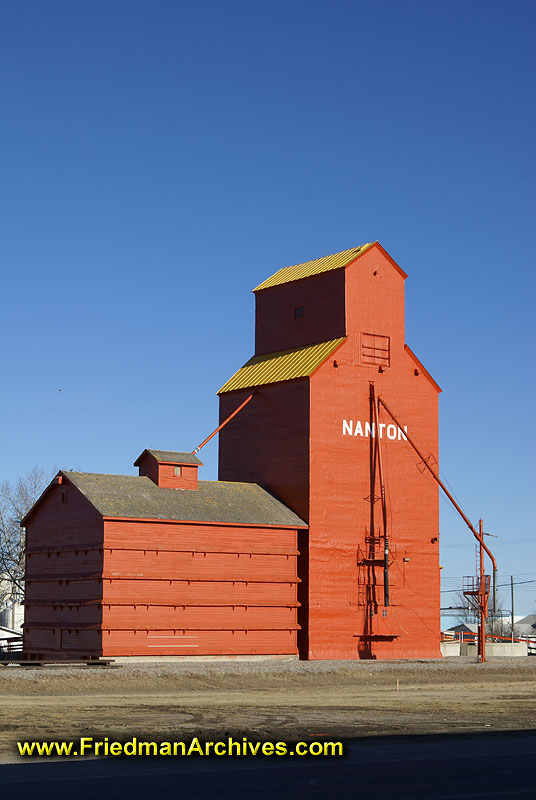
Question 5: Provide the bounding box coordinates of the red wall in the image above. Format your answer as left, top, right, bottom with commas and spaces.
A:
99, 519, 300, 656
219, 243, 441, 660
255, 269, 346, 355
137, 454, 199, 489
23, 482, 104, 657
23, 483, 302, 659
218, 381, 310, 523
308, 344, 440, 659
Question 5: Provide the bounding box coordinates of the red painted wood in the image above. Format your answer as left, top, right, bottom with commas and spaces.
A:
23, 490, 300, 657
24, 242, 440, 663
24, 626, 298, 658
23, 483, 103, 548
101, 605, 297, 629
104, 522, 297, 554
102, 548, 297, 581
136, 452, 199, 489
102, 579, 298, 605
24, 604, 298, 629
101, 628, 297, 657
218, 381, 310, 524
23, 483, 104, 656
25, 604, 102, 626
25, 578, 103, 603
26, 550, 102, 576
220, 243, 441, 660
254, 268, 346, 355
306, 246, 440, 659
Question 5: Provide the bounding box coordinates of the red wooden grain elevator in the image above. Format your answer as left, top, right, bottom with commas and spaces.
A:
22, 240, 441, 660
218, 241, 441, 659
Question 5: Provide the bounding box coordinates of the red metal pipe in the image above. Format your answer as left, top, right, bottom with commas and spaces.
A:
371, 386, 389, 606
377, 397, 496, 563
377, 396, 497, 597
478, 518, 486, 662
192, 393, 254, 455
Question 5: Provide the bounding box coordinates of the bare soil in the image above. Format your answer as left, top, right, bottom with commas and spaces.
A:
0, 656, 534, 761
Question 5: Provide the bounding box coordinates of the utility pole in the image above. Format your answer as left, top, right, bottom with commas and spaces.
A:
511, 575, 514, 645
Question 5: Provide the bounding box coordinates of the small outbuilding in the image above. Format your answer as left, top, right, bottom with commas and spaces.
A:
22, 449, 306, 659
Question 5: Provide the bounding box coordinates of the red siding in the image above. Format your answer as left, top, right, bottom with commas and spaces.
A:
25, 604, 101, 626
101, 579, 297, 606
23, 483, 104, 657
219, 243, 441, 660
305, 245, 440, 659
218, 381, 310, 524
99, 518, 300, 657
25, 578, 103, 604
103, 548, 296, 581
23, 486, 301, 658
255, 268, 346, 355
136, 453, 199, 489
102, 629, 296, 657
102, 605, 297, 629
104, 523, 297, 554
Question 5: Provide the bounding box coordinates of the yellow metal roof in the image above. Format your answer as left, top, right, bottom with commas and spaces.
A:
253, 242, 376, 292
218, 338, 346, 394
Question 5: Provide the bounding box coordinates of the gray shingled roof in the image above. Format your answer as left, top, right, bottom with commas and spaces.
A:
134, 449, 203, 466
62, 472, 307, 528
516, 614, 536, 629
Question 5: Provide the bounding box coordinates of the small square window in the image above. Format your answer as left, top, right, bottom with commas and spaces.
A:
294, 307, 304, 319
361, 333, 390, 367
174, 466, 182, 477
382, 609, 388, 618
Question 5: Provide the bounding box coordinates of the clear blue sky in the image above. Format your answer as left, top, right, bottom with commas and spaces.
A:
1, 1, 534, 614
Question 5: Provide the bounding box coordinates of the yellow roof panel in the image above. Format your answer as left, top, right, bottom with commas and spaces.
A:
218, 338, 346, 394
253, 242, 376, 292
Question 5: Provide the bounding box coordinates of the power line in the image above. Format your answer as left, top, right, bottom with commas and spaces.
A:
441, 578, 536, 594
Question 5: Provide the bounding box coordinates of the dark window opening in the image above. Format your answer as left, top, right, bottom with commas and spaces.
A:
294, 306, 304, 319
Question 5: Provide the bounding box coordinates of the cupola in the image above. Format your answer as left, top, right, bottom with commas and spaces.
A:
134, 449, 202, 490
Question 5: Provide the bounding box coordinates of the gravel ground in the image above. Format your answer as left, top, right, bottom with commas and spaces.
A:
1, 656, 534, 762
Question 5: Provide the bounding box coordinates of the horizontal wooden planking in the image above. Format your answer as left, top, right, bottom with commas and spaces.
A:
26, 544, 299, 557
26, 573, 102, 582
25, 605, 102, 626
103, 579, 298, 605
24, 604, 297, 629
101, 604, 298, 629
26, 550, 103, 577
103, 549, 297, 581
25, 579, 103, 603
104, 521, 298, 555
24, 627, 101, 655
25, 482, 103, 548
24, 626, 297, 656
24, 579, 298, 612
26, 542, 103, 555
61, 629, 101, 652
101, 628, 297, 656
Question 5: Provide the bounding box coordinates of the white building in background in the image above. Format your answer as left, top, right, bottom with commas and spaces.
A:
0, 572, 24, 632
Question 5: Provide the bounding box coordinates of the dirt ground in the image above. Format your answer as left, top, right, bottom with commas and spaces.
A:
0, 656, 534, 761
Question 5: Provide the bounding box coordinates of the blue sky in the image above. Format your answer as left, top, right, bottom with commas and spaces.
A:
1, 1, 534, 614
